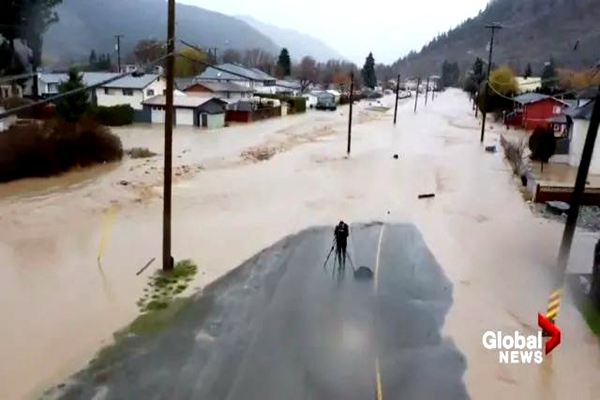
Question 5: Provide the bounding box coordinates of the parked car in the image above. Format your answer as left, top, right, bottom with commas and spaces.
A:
316, 94, 337, 111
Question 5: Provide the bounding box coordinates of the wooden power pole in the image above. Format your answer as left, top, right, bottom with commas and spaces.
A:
162, 0, 176, 272
480, 23, 503, 143
425, 77, 430, 105
347, 71, 354, 155
414, 77, 421, 113
393, 74, 400, 125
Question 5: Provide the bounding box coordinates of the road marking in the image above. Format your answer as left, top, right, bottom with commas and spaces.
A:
374, 224, 386, 294
374, 224, 385, 400
546, 289, 562, 322
376, 356, 383, 400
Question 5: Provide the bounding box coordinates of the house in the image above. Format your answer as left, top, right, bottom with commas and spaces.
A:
508, 93, 570, 131
93, 73, 165, 111
303, 92, 320, 109
196, 63, 276, 91
0, 84, 23, 99
142, 95, 227, 128
326, 89, 341, 104
515, 77, 542, 94
183, 81, 253, 100
566, 100, 600, 174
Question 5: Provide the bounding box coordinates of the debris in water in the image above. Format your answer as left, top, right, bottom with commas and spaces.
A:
485, 145, 496, 153
354, 266, 374, 280
418, 193, 435, 199
119, 180, 130, 186
546, 201, 570, 216
393, 154, 399, 159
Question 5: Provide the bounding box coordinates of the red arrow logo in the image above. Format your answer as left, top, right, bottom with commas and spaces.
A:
538, 313, 561, 354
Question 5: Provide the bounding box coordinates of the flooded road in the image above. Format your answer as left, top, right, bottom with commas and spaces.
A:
1, 90, 599, 399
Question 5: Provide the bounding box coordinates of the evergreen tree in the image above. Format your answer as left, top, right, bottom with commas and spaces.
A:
440, 60, 460, 88
361, 52, 377, 89
276, 48, 292, 77
541, 57, 558, 92
89, 49, 97, 66
55, 68, 91, 122
524, 63, 532, 78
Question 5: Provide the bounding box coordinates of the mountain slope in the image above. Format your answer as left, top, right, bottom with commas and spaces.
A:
239, 15, 343, 62
44, 0, 279, 61
393, 0, 600, 77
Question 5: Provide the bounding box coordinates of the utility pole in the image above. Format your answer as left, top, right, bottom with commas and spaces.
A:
413, 77, 421, 113
475, 92, 479, 117
393, 74, 400, 125
347, 71, 354, 155
162, 0, 175, 272
425, 77, 430, 105
114, 35, 124, 72
480, 23, 503, 143
549, 87, 600, 323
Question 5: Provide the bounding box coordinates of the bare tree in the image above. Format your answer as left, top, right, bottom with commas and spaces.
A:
222, 48, 242, 64
293, 56, 318, 92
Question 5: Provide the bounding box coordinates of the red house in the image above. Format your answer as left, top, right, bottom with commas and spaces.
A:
507, 93, 569, 131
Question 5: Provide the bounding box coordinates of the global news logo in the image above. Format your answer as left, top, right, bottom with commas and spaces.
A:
482, 314, 561, 364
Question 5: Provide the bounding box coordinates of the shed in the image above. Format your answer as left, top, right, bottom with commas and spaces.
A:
142, 95, 227, 128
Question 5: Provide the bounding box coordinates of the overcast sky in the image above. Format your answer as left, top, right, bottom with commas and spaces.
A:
180, 0, 491, 64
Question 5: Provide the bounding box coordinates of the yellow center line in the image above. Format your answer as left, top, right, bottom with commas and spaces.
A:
374, 224, 386, 400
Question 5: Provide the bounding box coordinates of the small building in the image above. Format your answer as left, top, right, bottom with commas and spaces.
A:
515, 77, 542, 94
326, 89, 341, 103
0, 84, 23, 99
183, 81, 253, 100
142, 95, 227, 128
303, 92, 320, 109
509, 93, 569, 131
196, 63, 276, 91
566, 100, 600, 174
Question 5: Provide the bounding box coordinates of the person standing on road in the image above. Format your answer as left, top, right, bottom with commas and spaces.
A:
334, 221, 349, 270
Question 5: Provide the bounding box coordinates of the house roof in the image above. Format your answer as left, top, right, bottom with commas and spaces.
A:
568, 99, 595, 120
276, 80, 301, 90
192, 81, 253, 93
249, 68, 277, 81
513, 93, 550, 104
574, 86, 599, 100
198, 63, 265, 82
39, 72, 159, 89
175, 77, 195, 91
142, 94, 225, 109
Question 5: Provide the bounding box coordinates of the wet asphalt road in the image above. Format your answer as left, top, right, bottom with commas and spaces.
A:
48, 223, 468, 400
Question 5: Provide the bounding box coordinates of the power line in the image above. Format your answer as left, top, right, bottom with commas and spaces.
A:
0, 51, 175, 120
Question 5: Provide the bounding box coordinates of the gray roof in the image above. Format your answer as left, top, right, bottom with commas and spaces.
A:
192, 81, 253, 93
513, 93, 550, 104
175, 77, 195, 91
568, 99, 595, 120
276, 80, 301, 90
197, 63, 275, 82
562, 99, 579, 109
142, 94, 225, 109
39, 72, 159, 89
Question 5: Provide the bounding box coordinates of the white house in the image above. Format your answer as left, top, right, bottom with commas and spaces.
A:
303, 92, 320, 109
142, 94, 227, 128
182, 81, 253, 100
326, 89, 341, 104
94, 74, 165, 110
38, 72, 165, 111
567, 100, 600, 173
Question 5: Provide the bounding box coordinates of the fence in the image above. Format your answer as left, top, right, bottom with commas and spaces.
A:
226, 106, 281, 123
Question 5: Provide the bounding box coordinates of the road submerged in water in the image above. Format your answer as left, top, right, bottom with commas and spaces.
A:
45, 223, 469, 400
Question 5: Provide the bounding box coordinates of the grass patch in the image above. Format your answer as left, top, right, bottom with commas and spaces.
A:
581, 300, 600, 337
126, 147, 157, 159
136, 259, 198, 313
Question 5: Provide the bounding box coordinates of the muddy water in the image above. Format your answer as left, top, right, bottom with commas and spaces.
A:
1, 92, 599, 399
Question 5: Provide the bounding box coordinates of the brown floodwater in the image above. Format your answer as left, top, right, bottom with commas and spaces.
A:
1, 92, 599, 399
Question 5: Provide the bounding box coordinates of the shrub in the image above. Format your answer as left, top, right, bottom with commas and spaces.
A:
257, 94, 306, 114
0, 117, 123, 182
93, 104, 134, 126
126, 147, 157, 158
529, 126, 556, 172
55, 69, 91, 122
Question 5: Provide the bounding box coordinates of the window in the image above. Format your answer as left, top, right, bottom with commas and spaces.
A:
104, 88, 110, 95
123, 89, 134, 96
147, 89, 155, 96
553, 106, 561, 115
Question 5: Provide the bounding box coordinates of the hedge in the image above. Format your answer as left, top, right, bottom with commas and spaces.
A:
257, 94, 306, 114
93, 104, 134, 126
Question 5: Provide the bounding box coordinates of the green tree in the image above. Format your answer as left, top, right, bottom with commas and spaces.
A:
440, 60, 460, 88
276, 47, 291, 77
524, 63, 533, 78
463, 58, 485, 96
174, 47, 208, 77
55, 69, 91, 122
361, 52, 377, 89
89, 49, 97, 66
